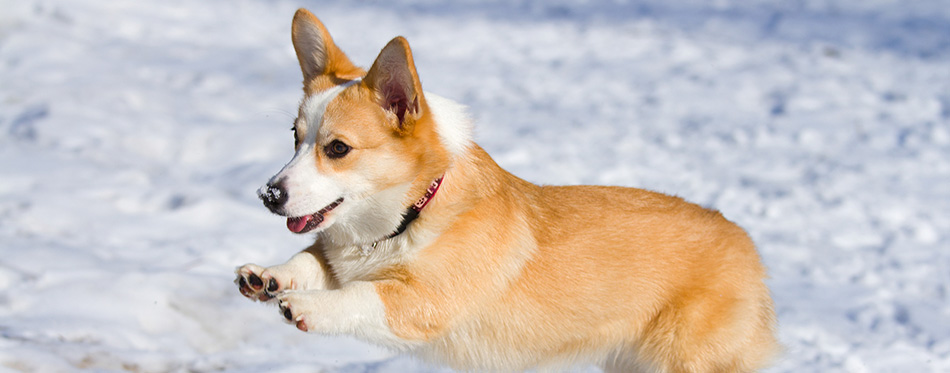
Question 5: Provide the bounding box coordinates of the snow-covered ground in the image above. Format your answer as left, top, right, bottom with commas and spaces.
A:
1, 0, 948, 371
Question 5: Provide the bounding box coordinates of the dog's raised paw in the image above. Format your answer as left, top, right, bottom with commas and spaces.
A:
235, 264, 287, 301
277, 295, 310, 332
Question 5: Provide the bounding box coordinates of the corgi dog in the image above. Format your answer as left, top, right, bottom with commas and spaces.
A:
236, 8, 778, 372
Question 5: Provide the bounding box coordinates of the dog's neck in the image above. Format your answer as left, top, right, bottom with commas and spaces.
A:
318, 174, 446, 257
356, 175, 444, 254
386, 176, 444, 240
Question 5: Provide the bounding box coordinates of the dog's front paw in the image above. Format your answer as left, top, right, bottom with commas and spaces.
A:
277, 291, 324, 332
235, 263, 291, 301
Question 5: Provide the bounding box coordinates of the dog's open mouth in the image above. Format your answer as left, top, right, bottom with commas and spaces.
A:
286, 197, 344, 234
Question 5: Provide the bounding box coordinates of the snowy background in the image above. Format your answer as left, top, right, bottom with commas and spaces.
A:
1, 0, 948, 371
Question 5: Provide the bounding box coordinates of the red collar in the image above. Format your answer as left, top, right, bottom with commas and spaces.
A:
411, 176, 443, 211
387, 175, 444, 239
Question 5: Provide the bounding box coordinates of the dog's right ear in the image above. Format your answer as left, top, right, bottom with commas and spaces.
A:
291, 9, 361, 87
363, 37, 427, 136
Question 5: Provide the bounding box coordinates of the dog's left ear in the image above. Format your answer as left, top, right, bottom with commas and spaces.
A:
364, 37, 426, 135
291, 9, 361, 87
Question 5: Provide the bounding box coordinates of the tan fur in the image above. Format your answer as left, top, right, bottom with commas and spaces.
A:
374, 146, 778, 371
247, 9, 778, 372
291, 10, 364, 92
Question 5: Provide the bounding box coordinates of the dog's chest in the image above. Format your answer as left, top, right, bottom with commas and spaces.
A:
324, 239, 414, 283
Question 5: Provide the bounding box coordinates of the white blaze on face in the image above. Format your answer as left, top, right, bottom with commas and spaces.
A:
263, 80, 360, 218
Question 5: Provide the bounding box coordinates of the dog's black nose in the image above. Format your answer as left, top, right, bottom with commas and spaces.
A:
258, 179, 287, 214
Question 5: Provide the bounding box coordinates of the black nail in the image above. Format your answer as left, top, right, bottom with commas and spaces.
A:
248, 274, 263, 289
267, 278, 279, 292
282, 306, 293, 321
238, 277, 250, 295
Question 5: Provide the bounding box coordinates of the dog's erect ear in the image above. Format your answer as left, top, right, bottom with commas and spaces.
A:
291, 9, 361, 84
363, 37, 426, 135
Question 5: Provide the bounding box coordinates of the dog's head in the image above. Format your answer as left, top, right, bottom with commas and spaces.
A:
258, 9, 469, 241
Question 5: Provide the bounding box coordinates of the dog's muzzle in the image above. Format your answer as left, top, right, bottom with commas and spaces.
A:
258, 179, 287, 214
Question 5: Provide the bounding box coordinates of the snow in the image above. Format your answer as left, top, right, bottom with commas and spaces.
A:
1, 0, 948, 371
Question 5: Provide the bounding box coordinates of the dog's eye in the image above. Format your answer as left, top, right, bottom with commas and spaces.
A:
325, 140, 351, 159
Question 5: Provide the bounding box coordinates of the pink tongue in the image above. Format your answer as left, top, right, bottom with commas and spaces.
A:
286, 215, 313, 233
